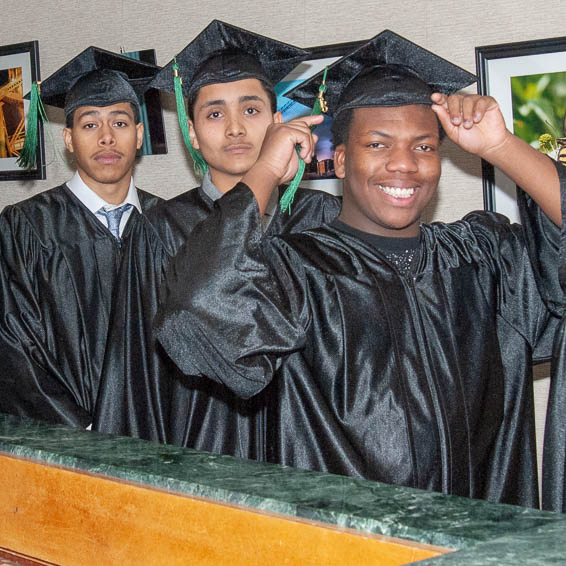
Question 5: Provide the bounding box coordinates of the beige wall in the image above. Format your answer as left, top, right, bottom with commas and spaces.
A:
2, 0, 565, 217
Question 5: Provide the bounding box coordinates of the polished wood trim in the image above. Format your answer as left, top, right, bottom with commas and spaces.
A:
0, 546, 58, 565
0, 453, 449, 565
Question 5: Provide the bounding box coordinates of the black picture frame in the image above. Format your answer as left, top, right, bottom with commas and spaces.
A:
276, 40, 365, 183
0, 40, 45, 181
476, 36, 566, 220
122, 48, 167, 156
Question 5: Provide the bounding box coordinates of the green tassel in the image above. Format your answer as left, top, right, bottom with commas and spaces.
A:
280, 67, 328, 214
172, 58, 208, 178
17, 81, 47, 170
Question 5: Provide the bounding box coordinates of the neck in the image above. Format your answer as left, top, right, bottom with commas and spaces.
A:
209, 169, 244, 194
338, 210, 421, 238
77, 169, 131, 205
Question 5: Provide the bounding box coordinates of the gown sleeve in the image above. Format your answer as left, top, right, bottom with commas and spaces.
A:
516, 158, 566, 316
155, 184, 309, 399
267, 187, 341, 235
0, 206, 91, 427
516, 159, 566, 512
453, 208, 551, 355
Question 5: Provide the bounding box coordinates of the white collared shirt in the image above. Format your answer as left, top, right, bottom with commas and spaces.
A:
66, 171, 141, 237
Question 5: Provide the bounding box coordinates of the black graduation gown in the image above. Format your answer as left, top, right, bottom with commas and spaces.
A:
0, 184, 162, 427
518, 159, 566, 512
155, 183, 555, 507
93, 184, 341, 458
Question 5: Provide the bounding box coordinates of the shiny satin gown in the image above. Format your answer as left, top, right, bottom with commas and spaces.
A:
519, 160, 566, 512
0, 185, 161, 426
155, 183, 560, 507
93, 184, 341, 459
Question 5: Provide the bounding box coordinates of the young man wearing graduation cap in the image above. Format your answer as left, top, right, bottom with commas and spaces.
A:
92, 21, 340, 453
0, 47, 162, 428
155, 30, 565, 507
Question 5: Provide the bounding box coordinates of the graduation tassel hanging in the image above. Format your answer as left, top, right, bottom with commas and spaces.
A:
172, 58, 208, 178
17, 81, 48, 170
280, 67, 328, 214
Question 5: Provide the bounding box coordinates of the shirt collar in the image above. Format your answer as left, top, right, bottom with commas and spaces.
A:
66, 171, 141, 213
200, 170, 223, 202
201, 170, 278, 216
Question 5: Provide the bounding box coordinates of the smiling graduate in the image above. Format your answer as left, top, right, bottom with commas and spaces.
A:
0, 47, 162, 427
155, 30, 565, 506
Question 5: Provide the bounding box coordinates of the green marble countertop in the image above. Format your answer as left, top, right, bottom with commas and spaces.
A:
0, 413, 564, 564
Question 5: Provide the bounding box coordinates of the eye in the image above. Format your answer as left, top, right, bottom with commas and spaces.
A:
207, 110, 223, 119
415, 144, 435, 152
113, 121, 129, 127
244, 107, 260, 116
367, 142, 386, 149
82, 122, 97, 129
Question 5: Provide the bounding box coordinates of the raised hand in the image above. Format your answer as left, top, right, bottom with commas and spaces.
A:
241, 115, 322, 214
431, 93, 511, 160
431, 93, 561, 225
256, 115, 322, 182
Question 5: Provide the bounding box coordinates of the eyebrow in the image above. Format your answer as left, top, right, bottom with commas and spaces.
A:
365, 130, 437, 140
201, 99, 226, 108
200, 94, 267, 109
239, 95, 266, 104
76, 109, 133, 120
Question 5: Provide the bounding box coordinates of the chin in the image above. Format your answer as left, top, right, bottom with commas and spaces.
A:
93, 174, 128, 186
225, 165, 254, 177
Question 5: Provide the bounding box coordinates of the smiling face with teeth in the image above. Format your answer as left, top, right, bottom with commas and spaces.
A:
334, 105, 441, 238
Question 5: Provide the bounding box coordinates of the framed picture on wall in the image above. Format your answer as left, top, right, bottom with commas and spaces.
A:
0, 40, 45, 181
476, 36, 566, 222
276, 40, 364, 192
122, 48, 167, 156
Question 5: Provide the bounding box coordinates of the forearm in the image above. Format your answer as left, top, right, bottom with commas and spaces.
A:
155, 184, 305, 398
240, 163, 281, 216
483, 132, 561, 226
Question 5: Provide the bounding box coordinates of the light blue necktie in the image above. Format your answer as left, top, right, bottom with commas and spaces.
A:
98, 204, 132, 241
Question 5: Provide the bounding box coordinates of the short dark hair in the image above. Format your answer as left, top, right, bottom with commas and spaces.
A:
187, 79, 277, 122
331, 108, 356, 147
65, 102, 140, 128
331, 106, 446, 148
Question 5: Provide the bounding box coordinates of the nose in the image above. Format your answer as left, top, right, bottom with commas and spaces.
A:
385, 145, 418, 173
225, 112, 245, 138
98, 123, 116, 146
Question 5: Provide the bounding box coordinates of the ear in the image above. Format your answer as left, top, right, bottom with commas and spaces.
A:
63, 128, 74, 153
272, 111, 283, 124
188, 120, 200, 150
334, 144, 346, 179
135, 122, 144, 150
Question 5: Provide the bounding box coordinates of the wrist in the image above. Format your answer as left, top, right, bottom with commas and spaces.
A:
241, 160, 281, 215
478, 129, 515, 164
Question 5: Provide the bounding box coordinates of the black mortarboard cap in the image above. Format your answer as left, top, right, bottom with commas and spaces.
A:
39, 46, 160, 118
287, 30, 476, 117
17, 46, 160, 170
149, 20, 308, 102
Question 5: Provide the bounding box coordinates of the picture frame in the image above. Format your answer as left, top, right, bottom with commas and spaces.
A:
122, 48, 167, 156
0, 40, 45, 181
476, 36, 566, 222
276, 40, 365, 191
